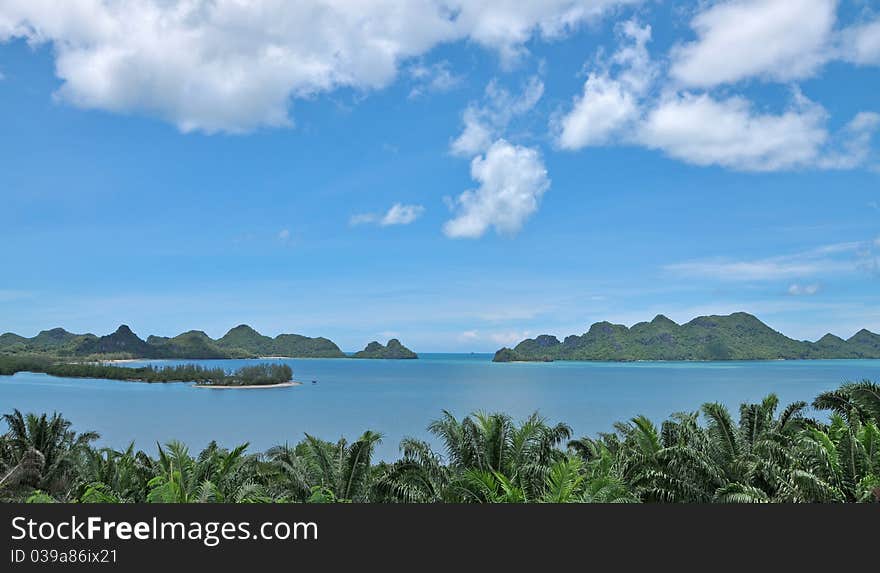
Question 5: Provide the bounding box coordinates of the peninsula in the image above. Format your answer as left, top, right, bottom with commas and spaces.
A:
493, 312, 880, 362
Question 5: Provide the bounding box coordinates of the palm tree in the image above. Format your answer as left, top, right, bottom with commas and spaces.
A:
374, 438, 451, 502
793, 414, 880, 502
76, 443, 155, 503
422, 411, 571, 502
262, 443, 314, 502
301, 431, 383, 502
604, 395, 816, 503
146, 441, 266, 503
0, 410, 98, 499
813, 381, 880, 425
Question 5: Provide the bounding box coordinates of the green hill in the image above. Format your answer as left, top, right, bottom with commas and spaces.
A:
215, 325, 344, 358
0, 332, 28, 351
0, 323, 363, 360
272, 333, 345, 358
352, 339, 418, 359
73, 325, 159, 357
216, 325, 276, 356
147, 330, 238, 359
493, 312, 880, 362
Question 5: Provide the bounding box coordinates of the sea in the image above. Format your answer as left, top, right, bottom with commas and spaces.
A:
2, 354, 878, 460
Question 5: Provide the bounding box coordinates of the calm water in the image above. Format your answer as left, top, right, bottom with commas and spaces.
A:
1, 354, 879, 460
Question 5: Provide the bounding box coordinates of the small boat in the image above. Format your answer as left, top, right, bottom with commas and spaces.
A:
311, 379, 317, 384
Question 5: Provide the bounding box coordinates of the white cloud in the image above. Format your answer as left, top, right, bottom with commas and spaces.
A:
788, 283, 821, 296
665, 241, 864, 282
817, 112, 880, 169
349, 213, 378, 226
554, 10, 879, 172
637, 91, 831, 172
488, 330, 531, 346
0, 0, 635, 133
351, 203, 424, 227
669, 0, 837, 88
555, 20, 653, 149
451, 76, 544, 156
840, 18, 880, 65
381, 203, 425, 226
408, 60, 462, 98
458, 330, 480, 341
278, 229, 291, 241
667, 259, 837, 281
444, 139, 549, 238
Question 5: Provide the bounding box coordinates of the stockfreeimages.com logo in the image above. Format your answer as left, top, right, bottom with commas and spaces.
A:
12, 516, 317, 547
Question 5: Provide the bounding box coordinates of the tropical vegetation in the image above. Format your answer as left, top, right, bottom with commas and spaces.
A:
494, 312, 880, 362
352, 339, 418, 359
0, 355, 291, 386
0, 324, 416, 360
2, 381, 877, 503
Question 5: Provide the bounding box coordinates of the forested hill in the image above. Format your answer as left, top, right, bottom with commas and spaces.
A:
0, 324, 415, 360
493, 312, 880, 362
352, 339, 418, 359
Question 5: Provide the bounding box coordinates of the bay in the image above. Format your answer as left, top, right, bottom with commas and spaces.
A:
1, 354, 878, 460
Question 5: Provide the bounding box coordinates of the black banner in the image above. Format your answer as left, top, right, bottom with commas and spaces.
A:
1, 503, 876, 570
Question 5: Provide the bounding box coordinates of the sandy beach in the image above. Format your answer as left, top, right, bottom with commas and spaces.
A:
193, 381, 301, 389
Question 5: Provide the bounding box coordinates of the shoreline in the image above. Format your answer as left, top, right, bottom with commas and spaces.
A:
193, 381, 301, 389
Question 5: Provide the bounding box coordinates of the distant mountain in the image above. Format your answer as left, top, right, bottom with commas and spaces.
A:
352, 339, 418, 359
28, 328, 82, 351
73, 325, 159, 357
493, 312, 880, 362
272, 334, 345, 358
217, 325, 276, 356
147, 330, 238, 359
0, 324, 404, 360
0, 332, 29, 351
217, 325, 345, 358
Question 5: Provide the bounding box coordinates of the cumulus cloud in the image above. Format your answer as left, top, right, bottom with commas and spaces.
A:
0, 0, 635, 133
444, 139, 549, 239
669, 0, 837, 88
555, 17, 879, 172
555, 20, 653, 149
636, 91, 832, 172
839, 18, 880, 65
451, 76, 544, 156
351, 203, 425, 227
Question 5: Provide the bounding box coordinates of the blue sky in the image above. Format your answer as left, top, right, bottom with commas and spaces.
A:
1, 0, 879, 352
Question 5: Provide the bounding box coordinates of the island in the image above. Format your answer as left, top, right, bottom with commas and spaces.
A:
0, 324, 417, 360
352, 339, 418, 359
493, 312, 880, 362
0, 356, 294, 388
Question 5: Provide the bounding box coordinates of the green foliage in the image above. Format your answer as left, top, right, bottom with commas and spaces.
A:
493, 312, 880, 362
1, 323, 348, 360
197, 364, 292, 387
352, 339, 418, 359
0, 355, 290, 386
218, 325, 346, 358
2, 382, 879, 503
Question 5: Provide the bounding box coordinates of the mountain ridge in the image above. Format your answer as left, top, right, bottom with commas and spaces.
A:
0, 325, 411, 360
493, 312, 880, 362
